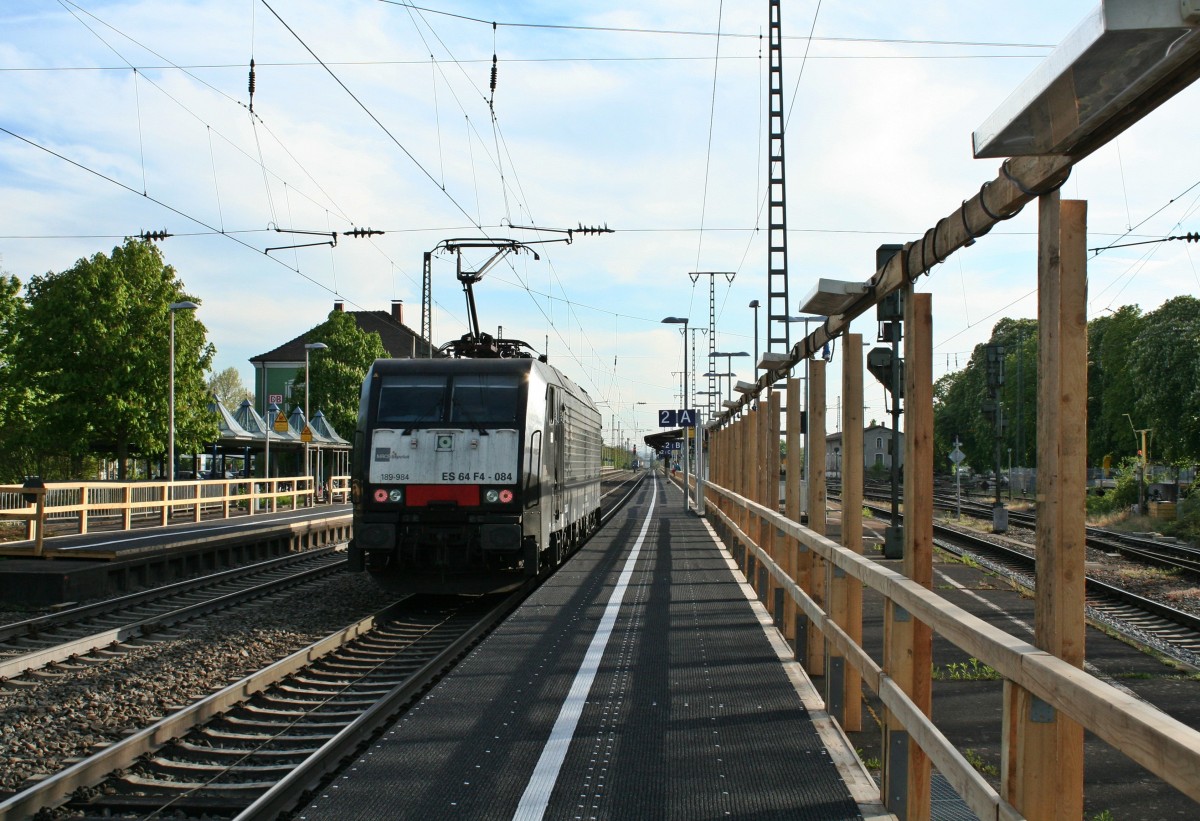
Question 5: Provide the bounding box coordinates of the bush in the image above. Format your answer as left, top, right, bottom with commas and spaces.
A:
1158, 489, 1200, 544
1086, 457, 1141, 518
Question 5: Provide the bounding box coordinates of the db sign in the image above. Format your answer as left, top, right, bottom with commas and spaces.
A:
268, 393, 284, 405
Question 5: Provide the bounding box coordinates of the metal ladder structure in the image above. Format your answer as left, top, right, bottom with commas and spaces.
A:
766, 0, 791, 355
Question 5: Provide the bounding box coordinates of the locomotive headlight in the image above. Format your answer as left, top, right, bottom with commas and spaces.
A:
389, 488, 404, 503
484, 489, 500, 503
499, 489, 514, 503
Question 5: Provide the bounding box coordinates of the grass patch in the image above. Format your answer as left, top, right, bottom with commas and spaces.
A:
962, 748, 999, 778
1163, 587, 1200, 605
933, 658, 1002, 681
1116, 565, 1182, 584
855, 748, 881, 772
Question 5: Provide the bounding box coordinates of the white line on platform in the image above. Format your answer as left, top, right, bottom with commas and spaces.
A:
512, 477, 658, 821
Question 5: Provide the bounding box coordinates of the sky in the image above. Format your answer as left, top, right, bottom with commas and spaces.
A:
2, 1, 1199, 451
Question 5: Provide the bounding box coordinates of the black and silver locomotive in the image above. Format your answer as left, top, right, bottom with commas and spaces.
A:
347, 353, 602, 593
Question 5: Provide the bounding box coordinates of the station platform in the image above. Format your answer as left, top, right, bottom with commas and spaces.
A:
0, 505, 351, 605
299, 474, 885, 821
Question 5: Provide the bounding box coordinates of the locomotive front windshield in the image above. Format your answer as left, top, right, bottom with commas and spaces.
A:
376, 372, 522, 426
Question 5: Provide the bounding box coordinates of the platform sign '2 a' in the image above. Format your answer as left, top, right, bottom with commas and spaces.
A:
659, 408, 697, 428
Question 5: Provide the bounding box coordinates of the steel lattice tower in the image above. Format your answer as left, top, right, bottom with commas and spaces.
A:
691, 271, 735, 419
766, 0, 790, 354
421, 251, 433, 355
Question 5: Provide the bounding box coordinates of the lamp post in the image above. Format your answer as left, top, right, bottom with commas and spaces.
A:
711, 350, 749, 405
304, 342, 328, 498
748, 300, 760, 377
168, 300, 199, 486
662, 317, 689, 509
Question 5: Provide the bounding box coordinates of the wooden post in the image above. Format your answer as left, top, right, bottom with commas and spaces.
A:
805, 359, 827, 675
1003, 193, 1087, 821
122, 485, 132, 530
784, 377, 802, 645
78, 484, 89, 534
744, 409, 758, 577
883, 287, 933, 819
159, 482, 169, 527
766, 389, 781, 610
836, 333, 864, 731
32, 490, 46, 558
756, 394, 771, 595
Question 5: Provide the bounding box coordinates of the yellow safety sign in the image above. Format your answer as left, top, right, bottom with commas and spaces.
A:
300, 425, 313, 443
273, 411, 289, 433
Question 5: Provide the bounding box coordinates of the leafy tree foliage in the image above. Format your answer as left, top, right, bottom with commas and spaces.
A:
1126, 295, 1200, 460
934, 297, 1200, 475
0, 272, 39, 481
208, 366, 253, 409
13, 239, 216, 479
1087, 305, 1143, 464
293, 309, 388, 438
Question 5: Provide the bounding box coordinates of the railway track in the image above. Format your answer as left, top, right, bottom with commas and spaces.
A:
865, 488, 1200, 576
844, 494, 1200, 662
0, 590, 523, 821
0, 548, 346, 683
860, 501, 1200, 667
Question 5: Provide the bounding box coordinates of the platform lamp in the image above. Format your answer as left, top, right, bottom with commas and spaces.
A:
748, 300, 760, 376
711, 351, 749, 405
304, 342, 328, 498
168, 300, 199, 489
662, 316, 690, 509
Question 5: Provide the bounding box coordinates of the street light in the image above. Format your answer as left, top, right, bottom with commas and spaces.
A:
304, 342, 328, 498
168, 300, 199, 485
711, 350, 749, 404
662, 317, 690, 509
748, 300, 760, 376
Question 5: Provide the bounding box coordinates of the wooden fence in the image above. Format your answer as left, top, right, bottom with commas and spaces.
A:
0, 476, 350, 557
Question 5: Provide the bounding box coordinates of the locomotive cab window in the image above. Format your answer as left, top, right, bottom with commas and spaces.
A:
450, 373, 521, 425
377, 375, 447, 425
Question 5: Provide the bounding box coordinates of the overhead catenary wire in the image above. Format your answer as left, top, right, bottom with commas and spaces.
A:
375, 2, 1052, 49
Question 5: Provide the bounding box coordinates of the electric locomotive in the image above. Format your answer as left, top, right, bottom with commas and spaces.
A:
348, 237, 607, 592
347, 356, 602, 592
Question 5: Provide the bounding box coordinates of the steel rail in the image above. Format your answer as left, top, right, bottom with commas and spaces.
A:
0, 554, 346, 681
0, 603, 388, 821
0, 547, 339, 643
233, 592, 527, 821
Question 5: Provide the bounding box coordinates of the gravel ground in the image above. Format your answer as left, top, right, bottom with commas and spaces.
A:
0, 569, 390, 795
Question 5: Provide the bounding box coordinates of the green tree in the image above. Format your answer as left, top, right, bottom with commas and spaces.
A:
933, 318, 1037, 475
14, 239, 216, 479
0, 272, 39, 482
1087, 305, 1143, 465
1127, 295, 1200, 460
293, 309, 388, 437
208, 366, 253, 409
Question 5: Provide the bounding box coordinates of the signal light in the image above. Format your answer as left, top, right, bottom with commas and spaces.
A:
499, 489, 513, 503
373, 488, 388, 502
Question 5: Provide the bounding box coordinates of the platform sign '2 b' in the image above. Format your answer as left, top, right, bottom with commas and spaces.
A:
658, 409, 697, 428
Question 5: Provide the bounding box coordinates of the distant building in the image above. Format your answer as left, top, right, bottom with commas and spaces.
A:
824, 424, 904, 476
250, 300, 437, 416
